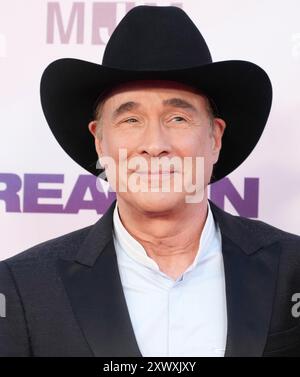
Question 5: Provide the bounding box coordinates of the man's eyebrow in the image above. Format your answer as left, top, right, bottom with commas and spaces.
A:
111, 97, 198, 119
112, 101, 140, 119
162, 98, 198, 112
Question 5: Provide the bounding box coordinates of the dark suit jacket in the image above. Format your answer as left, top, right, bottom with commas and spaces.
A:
1, 199, 300, 357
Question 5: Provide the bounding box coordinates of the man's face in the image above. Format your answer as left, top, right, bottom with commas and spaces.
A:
89, 80, 226, 212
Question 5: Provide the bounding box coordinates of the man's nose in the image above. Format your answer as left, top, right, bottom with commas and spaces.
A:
137, 122, 172, 157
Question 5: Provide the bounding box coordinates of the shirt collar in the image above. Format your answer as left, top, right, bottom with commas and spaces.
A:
113, 200, 219, 275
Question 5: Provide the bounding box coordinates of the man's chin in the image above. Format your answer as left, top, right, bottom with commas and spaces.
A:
125, 191, 193, 213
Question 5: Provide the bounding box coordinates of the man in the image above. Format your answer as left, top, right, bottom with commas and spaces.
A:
1, 5, 300, 357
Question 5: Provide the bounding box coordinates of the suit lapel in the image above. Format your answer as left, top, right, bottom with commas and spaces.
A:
222, 234, 281, 356
209, 200, 281, 357
57, 199, 142, 357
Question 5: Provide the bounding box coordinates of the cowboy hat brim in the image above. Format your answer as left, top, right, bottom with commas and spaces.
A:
40, 57, 272, 183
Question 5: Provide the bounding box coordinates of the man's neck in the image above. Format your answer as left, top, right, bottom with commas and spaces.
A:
115, 195, 209, 280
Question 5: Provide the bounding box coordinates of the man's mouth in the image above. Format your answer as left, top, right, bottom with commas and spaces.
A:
135, 170, 176, 175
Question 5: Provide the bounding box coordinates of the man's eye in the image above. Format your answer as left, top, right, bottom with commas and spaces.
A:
171, 116, 187, 122
124, 118, 138, 123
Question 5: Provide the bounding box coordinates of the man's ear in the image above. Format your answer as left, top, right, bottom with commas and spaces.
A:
211, 118, 226, 162
88, 120, 103, 157
88, 120, 97, 137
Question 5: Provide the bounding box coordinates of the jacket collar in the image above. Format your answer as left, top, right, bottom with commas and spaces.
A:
208, 199, 281, 255
75, 198, 281, 266
74, 199, 116, 267
58, 199, 281, 357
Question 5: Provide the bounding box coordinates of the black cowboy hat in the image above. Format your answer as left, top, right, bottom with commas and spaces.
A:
40, 5, 272, 183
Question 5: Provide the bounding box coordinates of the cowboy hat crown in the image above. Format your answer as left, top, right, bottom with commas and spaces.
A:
102, 5, 212, 70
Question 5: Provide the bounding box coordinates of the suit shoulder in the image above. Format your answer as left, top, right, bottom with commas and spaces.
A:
210, 200, 300, 254
237, 214, 299, 241
2, 224, 93, 266
229, 212, 300, 254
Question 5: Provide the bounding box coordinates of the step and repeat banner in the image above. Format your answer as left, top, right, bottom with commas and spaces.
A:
0, 0, 299, 260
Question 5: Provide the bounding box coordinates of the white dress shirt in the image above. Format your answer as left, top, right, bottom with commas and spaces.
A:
112, 200, 227, 357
